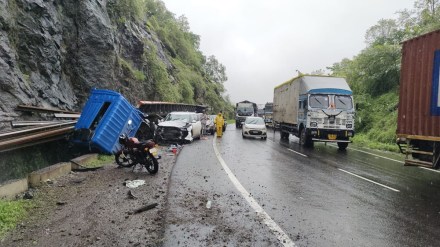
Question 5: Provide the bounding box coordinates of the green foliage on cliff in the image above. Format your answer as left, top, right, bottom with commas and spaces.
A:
328, 0, 440, 150
107, 0, 233, 117
119, 57, 146, 81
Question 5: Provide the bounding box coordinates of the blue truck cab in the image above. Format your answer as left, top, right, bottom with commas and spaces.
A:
73, 89, 142, 154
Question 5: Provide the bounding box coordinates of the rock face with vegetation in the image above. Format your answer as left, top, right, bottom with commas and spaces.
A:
0, 0, 232, 130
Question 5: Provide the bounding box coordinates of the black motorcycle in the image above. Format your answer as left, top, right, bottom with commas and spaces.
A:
115, 134, 159, 174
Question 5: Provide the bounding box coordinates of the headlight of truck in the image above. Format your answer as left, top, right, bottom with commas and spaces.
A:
346, 124, 352, 129
310, 122, 317, 127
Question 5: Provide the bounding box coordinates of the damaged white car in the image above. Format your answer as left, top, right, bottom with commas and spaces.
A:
155, 112, 202, 144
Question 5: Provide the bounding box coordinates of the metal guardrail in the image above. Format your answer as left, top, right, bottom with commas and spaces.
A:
0, 121, 77, 152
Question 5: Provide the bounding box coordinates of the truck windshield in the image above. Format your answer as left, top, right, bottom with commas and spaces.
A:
237, 103, 254, 114
264, 106, 273, 112
334, 95, 353, 110
309, 95, 329, 109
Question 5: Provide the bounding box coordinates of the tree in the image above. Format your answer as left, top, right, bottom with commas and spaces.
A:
203, 55, 228, 85
365, 19, 403, 45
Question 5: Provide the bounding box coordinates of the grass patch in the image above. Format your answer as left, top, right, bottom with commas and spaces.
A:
82, 155, 114, 168
0, 199, 32, 239
352, 134, 400, 153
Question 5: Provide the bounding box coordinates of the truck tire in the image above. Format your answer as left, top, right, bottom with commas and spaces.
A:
281, 131, 289, 140
337, 142, 348, 150
300, 128, 313, 147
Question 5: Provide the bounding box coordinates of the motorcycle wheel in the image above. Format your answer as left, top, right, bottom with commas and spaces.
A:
144, 152, 159, 174
115, 151, 135, 167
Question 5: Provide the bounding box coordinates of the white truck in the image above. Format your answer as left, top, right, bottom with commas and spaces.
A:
273, 75, 355, 150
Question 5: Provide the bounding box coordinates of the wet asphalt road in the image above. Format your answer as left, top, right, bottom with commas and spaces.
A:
163, 125, 440, 247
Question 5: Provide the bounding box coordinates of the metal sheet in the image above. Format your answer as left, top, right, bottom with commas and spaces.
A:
397, 29, 440, 138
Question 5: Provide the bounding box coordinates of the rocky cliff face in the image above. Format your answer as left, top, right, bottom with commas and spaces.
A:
0, 0, 172, 129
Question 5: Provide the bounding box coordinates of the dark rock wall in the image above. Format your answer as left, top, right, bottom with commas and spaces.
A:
0, 0, 172, 130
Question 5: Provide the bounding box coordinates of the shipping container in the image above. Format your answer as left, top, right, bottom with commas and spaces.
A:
396, 29, 440, 168
73, 89, 142, 154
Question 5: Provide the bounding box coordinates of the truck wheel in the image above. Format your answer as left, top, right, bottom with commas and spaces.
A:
337, 142, 348, 150
300, 128, 313, 147
281, 131, 289, 140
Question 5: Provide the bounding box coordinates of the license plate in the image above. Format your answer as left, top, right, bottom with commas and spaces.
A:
250, 130, 259, 134
328, 134, 337, 140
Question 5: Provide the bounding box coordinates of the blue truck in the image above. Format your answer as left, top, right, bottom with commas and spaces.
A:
72, 89, 143, 154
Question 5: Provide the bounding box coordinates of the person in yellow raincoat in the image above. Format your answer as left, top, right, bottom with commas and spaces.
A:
214, 111, 225, 137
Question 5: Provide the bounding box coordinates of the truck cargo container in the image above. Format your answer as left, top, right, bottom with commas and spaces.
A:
396, 29, 440, 168
235, 100, 258, 128
273, 75, 355, 150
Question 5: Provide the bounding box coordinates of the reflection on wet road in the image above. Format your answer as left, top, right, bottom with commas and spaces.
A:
164, 124, 440, 246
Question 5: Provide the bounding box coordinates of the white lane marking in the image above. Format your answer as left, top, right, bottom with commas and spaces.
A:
330, 145, 440, 174
420, 167, 440, 173
338, 168, 400, 192
213, 138, 296, 247
287, 148, 308, 158
328, 144, 404, 164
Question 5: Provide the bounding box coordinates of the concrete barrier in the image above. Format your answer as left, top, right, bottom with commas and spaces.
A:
71, 153, 98, 170
0, 178, 28, 199
28, 162, 72, 188
0, 154, 100, 198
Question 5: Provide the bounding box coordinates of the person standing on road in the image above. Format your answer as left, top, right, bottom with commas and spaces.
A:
214, 111, 225, 137
201, 111, 209, 136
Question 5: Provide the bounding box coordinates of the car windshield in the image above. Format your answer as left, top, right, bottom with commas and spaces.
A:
165, 113, 192, 122
309, 95, 329, 109
335, 95, 353, 110
245, 117, 264, 125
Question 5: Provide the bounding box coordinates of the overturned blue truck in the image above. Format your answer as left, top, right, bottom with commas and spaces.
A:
72, 89, 208, 153
72, 89, 147, 154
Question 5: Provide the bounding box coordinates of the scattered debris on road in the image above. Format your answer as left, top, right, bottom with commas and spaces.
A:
132, 203, 159, 214
125, 179, 146, 188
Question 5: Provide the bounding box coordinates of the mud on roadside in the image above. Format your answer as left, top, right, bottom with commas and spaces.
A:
0, 149, 177, 247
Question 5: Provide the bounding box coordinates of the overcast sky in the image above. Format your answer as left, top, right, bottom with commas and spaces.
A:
162, 0, 416, 104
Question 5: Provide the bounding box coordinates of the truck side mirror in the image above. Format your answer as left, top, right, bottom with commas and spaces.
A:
355, 103, 360, 110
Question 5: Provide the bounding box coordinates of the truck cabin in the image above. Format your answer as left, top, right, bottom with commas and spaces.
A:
236, 103, 255, 116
